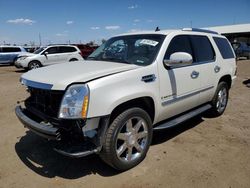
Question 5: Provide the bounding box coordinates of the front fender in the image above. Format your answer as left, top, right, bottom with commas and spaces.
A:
86, 65, 160, 119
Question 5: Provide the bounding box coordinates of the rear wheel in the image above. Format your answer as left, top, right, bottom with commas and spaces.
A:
209, 82, 229, 117
100, 108, 152, 171
28, 61, 41, 70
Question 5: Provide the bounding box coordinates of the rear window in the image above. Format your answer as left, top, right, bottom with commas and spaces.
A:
1, 47, 21, 52
190, 35, 215, 63
213, 37, 235, 59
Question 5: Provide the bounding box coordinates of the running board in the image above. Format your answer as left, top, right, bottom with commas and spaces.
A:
153, 104, 212, 130
53, 141, 100, 158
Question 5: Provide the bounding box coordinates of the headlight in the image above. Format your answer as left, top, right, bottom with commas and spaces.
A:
58, 84, 89, 119
19, 56, 27, 60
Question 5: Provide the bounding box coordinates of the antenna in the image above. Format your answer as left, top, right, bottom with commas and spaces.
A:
155, 26, 160, 32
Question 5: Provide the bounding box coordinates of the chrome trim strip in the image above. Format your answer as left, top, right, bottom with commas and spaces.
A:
162, 86, 214, 106
21, 78, 53, 90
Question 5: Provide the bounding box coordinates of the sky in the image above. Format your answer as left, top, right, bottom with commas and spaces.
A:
0, 0, 250, 45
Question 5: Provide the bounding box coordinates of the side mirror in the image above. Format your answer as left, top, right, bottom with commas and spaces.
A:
44, 51, 48, 56
164, 52, 193, 68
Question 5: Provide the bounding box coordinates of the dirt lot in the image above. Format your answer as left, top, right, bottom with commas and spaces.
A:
0, 61, 249, 188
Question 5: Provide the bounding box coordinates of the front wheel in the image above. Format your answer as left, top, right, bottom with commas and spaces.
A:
100, 108, 153, 171
28, 61, 41, 70
209, 82, 229, 117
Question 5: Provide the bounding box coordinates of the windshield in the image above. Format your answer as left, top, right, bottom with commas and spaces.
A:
34, 47, 45, 54
87, 34, 165, 66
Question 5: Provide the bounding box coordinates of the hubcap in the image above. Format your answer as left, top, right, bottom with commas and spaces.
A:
115, 117, 148, 162
30, 63, 39, 69
216, 87, 227, 113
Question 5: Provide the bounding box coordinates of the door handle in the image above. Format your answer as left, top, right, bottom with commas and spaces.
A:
214, 65, 221, 73
191, 71, 199, 79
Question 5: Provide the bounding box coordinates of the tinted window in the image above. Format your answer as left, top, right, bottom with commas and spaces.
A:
190, 35, 215, 62
164, 35, 193, 60
2, 47, 21, 52
213, 37, 235, 59
45, 47, 59, 54
59, 46, 76, 53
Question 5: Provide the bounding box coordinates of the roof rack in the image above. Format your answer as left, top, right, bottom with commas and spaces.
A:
182, 28, 218, 34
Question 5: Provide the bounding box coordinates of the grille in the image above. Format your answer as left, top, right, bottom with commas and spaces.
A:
25, 87, 64, 118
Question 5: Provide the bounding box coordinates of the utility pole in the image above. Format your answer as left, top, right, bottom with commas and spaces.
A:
190, 21, 193, 28
39, 33, 42, 46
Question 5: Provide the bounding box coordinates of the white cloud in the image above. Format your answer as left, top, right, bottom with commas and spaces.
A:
66, 21, 74, 25
6, 18, 36, 25
128, 29, 141, 33
105, 25, 120, 30
134, 19, 140, 23
128, 4, 138, 9
56, 33, 68, 37
90, 27, 100, 30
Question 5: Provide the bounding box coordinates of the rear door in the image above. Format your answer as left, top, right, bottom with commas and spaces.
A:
59, 46, 77, 62
189, 35, 217, 105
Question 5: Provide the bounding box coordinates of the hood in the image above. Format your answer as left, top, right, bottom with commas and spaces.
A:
21, 60, 139, 90
18, 52, 34, 57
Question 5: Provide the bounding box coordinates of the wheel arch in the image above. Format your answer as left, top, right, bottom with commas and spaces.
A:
218, 75, 232, 89
109, 96, 155, 125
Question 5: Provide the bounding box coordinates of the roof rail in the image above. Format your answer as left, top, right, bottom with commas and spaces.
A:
182, 28, 218, 34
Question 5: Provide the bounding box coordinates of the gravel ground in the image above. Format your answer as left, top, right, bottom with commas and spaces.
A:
0, 61, 249, 188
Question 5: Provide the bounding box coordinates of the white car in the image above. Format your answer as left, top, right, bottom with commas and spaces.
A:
16, 28, 236, 170
15, 45, 83, 70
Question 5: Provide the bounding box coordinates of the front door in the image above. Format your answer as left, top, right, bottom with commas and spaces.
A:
158, 35, 201, 122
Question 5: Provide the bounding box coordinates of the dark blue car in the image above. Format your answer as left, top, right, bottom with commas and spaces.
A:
0, 46, 27, 65
231, 42, 250, 59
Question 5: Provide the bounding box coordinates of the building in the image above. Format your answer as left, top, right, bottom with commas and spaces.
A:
206, 23, 250, 43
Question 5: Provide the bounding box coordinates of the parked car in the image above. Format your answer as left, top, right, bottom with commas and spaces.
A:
73, 44, 98, 58
231, 42, 250, 59
15, 45, 83, 70
15, 28, 236, 171
0, 46, 28, 65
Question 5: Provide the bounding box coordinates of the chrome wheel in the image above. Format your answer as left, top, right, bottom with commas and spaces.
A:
29, 62, 40, 69
116, 117, 148, 162
216, 87, 227, 113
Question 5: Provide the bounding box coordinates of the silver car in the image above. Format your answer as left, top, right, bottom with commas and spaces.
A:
0, 46, 27, 65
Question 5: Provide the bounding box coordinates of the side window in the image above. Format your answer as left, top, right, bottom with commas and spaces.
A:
59, 46, 77, 53
45, 47, 59, 54
190, 35, 215, 63
164, 35, 193, 60
213, 37, 235, 59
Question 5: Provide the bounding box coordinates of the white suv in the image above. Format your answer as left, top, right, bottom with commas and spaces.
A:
15, 45, 83, 70
15, 28, 236, 170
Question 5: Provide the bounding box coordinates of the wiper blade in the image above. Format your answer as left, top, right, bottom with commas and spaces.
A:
101, 57, 131, 64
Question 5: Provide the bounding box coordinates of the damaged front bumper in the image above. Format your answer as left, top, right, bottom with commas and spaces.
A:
15, 105, 109, 158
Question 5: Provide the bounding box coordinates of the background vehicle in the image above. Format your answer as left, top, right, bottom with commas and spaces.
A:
15, 45, 83, 70
73, 44, 99, 58
231, 42, 250, 59
0, 46, 28, 65
16, 28, 236, 171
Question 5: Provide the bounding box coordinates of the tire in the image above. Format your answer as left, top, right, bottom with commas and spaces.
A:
69, 58, 78, 62
209, 81, 229, 117
100, 108, 153, 171
28, 61, 41, 70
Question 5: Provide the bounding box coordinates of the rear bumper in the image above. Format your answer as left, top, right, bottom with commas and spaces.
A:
15, 106, 61, 140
